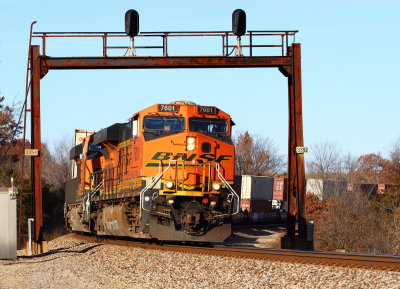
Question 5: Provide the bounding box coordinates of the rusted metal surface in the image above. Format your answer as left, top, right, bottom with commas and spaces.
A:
281, 44, 307, 246
30, 45, 43, 242
73, 234, 400, 271
292, 44, 307, 238
18, 21, 37, 249
32, 30, 298, 58
40, 56, 291, 71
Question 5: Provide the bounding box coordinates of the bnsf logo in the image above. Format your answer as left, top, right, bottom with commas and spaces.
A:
151, 152, 232, 163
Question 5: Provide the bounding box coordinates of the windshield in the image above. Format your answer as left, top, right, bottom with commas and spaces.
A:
143, 116, 185, 132
189, 118, 227, 134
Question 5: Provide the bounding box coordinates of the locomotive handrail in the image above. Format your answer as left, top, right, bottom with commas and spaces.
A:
82, 180, 103, 226
214, 162, 240, 217
139, 160, 177, 216
90, 167, 119, 195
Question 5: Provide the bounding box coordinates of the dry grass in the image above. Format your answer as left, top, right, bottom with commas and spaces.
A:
308, 190, 400, 255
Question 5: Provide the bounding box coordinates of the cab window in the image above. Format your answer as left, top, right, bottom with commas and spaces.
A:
143, 116, 185, 132
189, 118, 227, 134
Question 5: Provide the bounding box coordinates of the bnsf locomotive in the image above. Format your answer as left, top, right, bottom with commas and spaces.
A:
65, 101, 239, 242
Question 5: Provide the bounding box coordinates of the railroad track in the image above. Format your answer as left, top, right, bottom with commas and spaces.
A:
73, 234, 400, 271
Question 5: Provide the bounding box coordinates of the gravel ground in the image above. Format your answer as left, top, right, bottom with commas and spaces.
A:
224, 224, 285, 248
0, 234, 399, 289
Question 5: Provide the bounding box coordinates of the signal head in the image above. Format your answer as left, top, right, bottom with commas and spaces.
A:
125, 9, 140, 37
232, 9, 246, 37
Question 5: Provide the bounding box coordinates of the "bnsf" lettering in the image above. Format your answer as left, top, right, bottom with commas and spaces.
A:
151, 152, 232, 163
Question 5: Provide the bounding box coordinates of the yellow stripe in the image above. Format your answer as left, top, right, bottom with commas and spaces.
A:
159, 190, 221, 197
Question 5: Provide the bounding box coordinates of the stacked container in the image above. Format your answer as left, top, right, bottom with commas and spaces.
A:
272, 178, 288, 213
239, 175, 274, 222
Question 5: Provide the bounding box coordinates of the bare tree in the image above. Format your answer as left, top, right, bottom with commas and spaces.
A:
234, 131, 284, 176
41, 135, 72, 188
52, 135, 73, 185
306, 141, 344, 180
387, 137, 400, 186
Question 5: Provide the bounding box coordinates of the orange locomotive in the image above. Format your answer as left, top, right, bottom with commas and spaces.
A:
65, 101, 239, 242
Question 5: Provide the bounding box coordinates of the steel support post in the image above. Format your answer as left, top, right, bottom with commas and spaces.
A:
282, 43, 308, 249
30, 45, 43, 243
286, 45, 297, 239
292, 43, 307, 239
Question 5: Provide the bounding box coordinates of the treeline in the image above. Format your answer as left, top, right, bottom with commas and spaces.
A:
0, 96, 70, 243
305, 141, 400, 255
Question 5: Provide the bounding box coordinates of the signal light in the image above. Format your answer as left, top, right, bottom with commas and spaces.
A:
202, 198, 209, 205
232, 9, 246, 37
125, 9, 140, 37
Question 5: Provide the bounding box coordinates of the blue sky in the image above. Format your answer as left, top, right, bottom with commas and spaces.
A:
0, 0, 399, 157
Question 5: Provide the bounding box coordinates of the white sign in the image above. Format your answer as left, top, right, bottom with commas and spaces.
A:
25, 149, 39, 156
74, 129, 96, 145
296, 146, 309, 154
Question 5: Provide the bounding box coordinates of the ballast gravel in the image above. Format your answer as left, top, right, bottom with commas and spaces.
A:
0, 234, 399, 289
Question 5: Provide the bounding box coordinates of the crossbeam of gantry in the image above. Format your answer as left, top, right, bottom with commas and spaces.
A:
39, 56, 292, 75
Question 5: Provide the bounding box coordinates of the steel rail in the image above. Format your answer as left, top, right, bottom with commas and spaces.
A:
72, 234, 400, 271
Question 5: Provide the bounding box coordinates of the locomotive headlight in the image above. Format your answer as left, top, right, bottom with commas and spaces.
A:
187, 137, 196, 151
212, 182, 221, 191
165, 181, 175, 189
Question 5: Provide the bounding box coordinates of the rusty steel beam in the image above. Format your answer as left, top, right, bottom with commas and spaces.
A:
40, 56, 291, 71
30, 45, 43, 242
286, 45, 297, 239
285, 43, 306, 242
293, 43, 307, 238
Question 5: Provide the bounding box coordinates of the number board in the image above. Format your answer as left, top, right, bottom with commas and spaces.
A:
197, 106, 217, 114
158, 104, 178, 112
295, 146, 309, 154
25, 149, 39, 156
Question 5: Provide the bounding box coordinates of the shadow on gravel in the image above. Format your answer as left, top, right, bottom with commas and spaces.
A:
218, 225, 286, 248
16, 243, 102, 262
236, 228, 275, 237
3, 257, 62, 265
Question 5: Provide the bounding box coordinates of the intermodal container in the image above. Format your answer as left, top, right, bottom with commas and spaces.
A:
233, 175, 243, 199
306, 179, 347, 200
240, 175, 274, 200
240, 199, 273, 222
273, 178, 287, 201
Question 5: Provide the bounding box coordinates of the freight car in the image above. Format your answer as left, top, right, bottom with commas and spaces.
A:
64, 101, 239, 242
